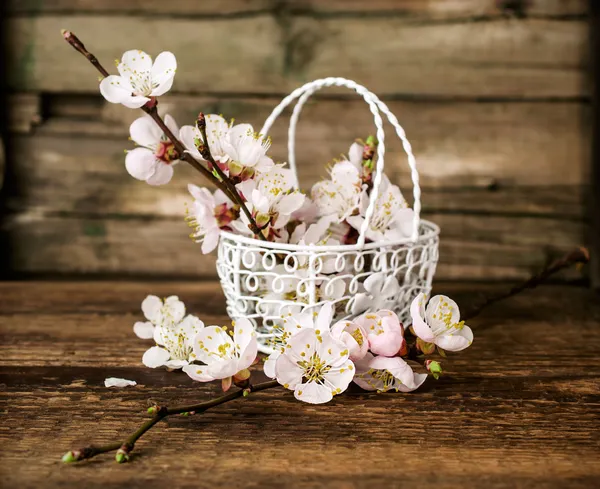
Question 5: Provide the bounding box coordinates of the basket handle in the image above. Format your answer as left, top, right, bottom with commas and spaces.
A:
260, 77, 421, 246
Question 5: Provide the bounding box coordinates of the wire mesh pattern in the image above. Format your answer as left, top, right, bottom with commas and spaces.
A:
216, 78, 440, 353
218, 222, 439, 353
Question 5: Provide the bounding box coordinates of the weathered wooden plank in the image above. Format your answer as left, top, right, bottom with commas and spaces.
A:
6, 135, 586, 218
5, 16, 588, 97
5, 0, 277, 15
290, 0, 589, 17
0, 280, 592, 315
5, 0, 589, 18
14, 96, 589, 190
6, 15, 285, 95
0, 212, 585, 280
0, 282, 599, 488
288, 17, 588, 98
7, 93, 41, 133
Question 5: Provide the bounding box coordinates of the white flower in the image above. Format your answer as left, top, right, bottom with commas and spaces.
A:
139, 295, 186, 330
353, 352, 427, 393
183, 318, 258, 383
221, 123, 275, 174
104, 377, 137, 388
351, 273, 401, 315
263, 303, 335, 378
311, 160, 364, 222
100, 50, 177, 108
126, 114, 179, 185
347, 175, 414, 242
410, 294, 473, 352
233, 168, 305, 234
330, 319, 369, 362
179, 114, 231, 167
187, 184, 236, 254
142, 314, 205, 369
275, 327, 355, 404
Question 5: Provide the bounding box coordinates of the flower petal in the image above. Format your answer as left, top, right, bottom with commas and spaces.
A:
396, 372, 428, 393
179, 125, 204, 161
363, 272, 384, 295
278, 192, 305, 215
104, 377, 137, 387
164, 359, 188, 369
348, 142, 363, 167
99, 75, 134, 103
119, 50, 152, 76
201, 229, 220, 254
315, 302, 334, 332
164, 296, 186, 323
410, 293, 435, 343
129, 115, 162, 149
285, 327, 317, 362
234, 318, 258, 370
324, 359, 355, 395
263, 352, 279, 379
316, 330, 349, 366
142, 346, 170, 368
275, 353, 304, 389
150, 52, 177, 96
163, 114, 179, 136
146, 162, 174, 185
193, 326, 234, 364
183, 364, 215, 382
294, 381, 333, 404
142, 295, 162, 322
133, 321, 155, 339
435, 325, 474, 352
206, 359, 239, 380
125, 147, 158, 181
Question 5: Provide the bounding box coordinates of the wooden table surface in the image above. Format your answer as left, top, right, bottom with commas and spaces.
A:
1, 281, 599, 489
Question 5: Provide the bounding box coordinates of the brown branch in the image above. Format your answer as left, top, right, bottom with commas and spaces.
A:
61, 29, 266, 241
62, 379, 279, 464
463, 247, 590, 321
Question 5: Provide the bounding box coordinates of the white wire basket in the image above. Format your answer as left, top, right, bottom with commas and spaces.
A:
217, 77, 440, 353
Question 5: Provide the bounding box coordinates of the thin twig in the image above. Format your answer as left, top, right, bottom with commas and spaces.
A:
61, 29, 266, 241
463, 247, 590, 321
63, 380, 279, 463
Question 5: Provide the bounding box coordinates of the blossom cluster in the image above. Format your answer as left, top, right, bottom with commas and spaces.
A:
134, 294, 473, 404
102, 50, 414, 255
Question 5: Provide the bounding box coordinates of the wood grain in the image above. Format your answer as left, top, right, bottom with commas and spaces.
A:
5, 0, 589, 17
8, 96, 590, 188
7, 93, 41, 133
0, 281, 599, 488
5, 15, 588, 97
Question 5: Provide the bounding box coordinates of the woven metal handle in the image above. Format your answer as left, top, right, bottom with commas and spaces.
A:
260, 77, 421, 246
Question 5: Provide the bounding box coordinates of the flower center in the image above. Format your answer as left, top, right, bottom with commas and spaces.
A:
162, 331, 192, 361
298, 352, 331, 383
155, 141, 178, 163
431, 300, 464, 334
362, 368, 397, 393
351, 327, 364, 346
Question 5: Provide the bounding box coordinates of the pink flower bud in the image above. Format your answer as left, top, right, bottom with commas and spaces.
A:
355, 310, 404, 357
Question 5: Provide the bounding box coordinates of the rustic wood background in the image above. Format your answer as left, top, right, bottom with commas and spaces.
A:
0, 0, 592, 281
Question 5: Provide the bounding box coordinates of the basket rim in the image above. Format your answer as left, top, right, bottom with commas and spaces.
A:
219, 219, 440, 253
